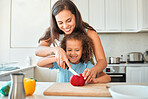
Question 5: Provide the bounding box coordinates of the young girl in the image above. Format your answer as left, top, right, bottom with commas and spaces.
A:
37, 32, 110, 83
35, 0, 107, 83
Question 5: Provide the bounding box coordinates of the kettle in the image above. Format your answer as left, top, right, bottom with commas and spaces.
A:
144, 50, 148, 62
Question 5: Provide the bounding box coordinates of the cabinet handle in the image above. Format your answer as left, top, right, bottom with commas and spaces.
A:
109, 75, 123, 77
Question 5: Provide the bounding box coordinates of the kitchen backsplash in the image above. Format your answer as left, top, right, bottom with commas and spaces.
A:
99, 33, 148, 61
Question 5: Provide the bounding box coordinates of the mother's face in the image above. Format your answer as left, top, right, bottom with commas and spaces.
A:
55, 9, 76, 35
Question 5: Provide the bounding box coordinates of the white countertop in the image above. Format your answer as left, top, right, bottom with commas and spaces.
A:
0, 66, 36, 77
1, 82, 148, 99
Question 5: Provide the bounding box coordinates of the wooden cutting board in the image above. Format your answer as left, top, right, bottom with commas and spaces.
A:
43, 83, 111, 97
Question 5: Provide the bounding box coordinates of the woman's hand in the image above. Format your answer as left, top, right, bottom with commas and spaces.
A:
88, 79, 97, 84
83, 68, 97, 83
55, 47, 71, 69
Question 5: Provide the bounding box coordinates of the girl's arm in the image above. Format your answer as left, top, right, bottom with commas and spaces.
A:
84, 30, 107, 83
90, 72, 111, 83
37, 56, 56, 68
35, 40, 71, 69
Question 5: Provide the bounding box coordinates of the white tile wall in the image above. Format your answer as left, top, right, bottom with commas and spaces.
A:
99, 33, 148, 60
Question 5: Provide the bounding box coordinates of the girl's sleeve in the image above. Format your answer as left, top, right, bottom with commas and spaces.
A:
49, 62, 59, 69
86, 61, 94, 69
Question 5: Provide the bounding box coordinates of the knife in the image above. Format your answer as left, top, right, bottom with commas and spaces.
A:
48, 55, 79, 75
66, 64, 79, 75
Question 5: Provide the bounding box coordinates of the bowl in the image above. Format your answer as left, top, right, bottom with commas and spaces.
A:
109, 85, 148, 99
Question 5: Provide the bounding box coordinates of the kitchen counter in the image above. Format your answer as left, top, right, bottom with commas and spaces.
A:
0, 82, 148, 99
107, 63, 148, 67
0, 65, 36, 77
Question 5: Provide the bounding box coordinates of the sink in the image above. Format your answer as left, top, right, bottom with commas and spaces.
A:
0, 62, 20, 71
0, 67, 20, 71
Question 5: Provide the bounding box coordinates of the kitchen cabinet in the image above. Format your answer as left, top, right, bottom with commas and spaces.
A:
11, 0, 51, 47
89, 0, 121, 32
145, 67, 148, 82
34, 67, 57, 82
142, 0, 148, 30
126, 67, 148, 83
121, 0, 138, 32
21, 68, 34, 78
138, 0, 148, 32
105, 0, 121, 32
88, 0, 138, 33
0, 74, 10, 81
89, 0, 105, 32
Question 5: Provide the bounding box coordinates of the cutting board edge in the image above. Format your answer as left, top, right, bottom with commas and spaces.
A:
43, 91, 111, 97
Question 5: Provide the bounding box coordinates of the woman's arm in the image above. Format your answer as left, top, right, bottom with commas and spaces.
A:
35, 40, 71, 69
35, 40, 55, 57
84, 30, 107, 83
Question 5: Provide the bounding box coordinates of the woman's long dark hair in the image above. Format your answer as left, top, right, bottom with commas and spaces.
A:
39, 0, 96, 44
61, 32, 94, 63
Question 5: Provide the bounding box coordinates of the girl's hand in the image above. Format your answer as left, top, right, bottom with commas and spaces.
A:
83, 68, 97, 83
55, 47, 71, 69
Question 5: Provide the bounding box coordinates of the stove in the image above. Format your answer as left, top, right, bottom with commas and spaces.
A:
104, 65, 126, 82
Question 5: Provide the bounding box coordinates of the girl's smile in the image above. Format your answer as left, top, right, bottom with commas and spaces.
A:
66, 39, 82, 64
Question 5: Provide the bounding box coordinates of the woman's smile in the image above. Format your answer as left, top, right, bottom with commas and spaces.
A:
65, 28, 71, 32
55, 10, 76, 35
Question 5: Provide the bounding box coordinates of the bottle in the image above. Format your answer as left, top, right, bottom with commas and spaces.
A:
26, 56, 31, 66
120, 55, 123, 62
8, 73, 26, 99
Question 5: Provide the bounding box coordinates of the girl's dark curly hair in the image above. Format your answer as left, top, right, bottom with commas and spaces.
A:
61, 32, 94, 63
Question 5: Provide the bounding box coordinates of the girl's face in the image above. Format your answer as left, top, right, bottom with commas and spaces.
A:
66, 39, 82, 64
55, 10, 76, 35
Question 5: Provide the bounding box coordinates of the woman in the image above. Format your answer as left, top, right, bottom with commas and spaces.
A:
35, 0, 107, 83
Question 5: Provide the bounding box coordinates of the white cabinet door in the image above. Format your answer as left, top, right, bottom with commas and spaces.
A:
22, 68, 34, 78
126, 67, 145, 83
142, 0, 148, 29
138, 0, 148, 31
89, 0, 105, 32
145, 67, 148, 82
105, 0, 121, 32
11, 0, 51, 47
0, 75, 10, 81
73, 0, 88, 23
121, 0, 138, 32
